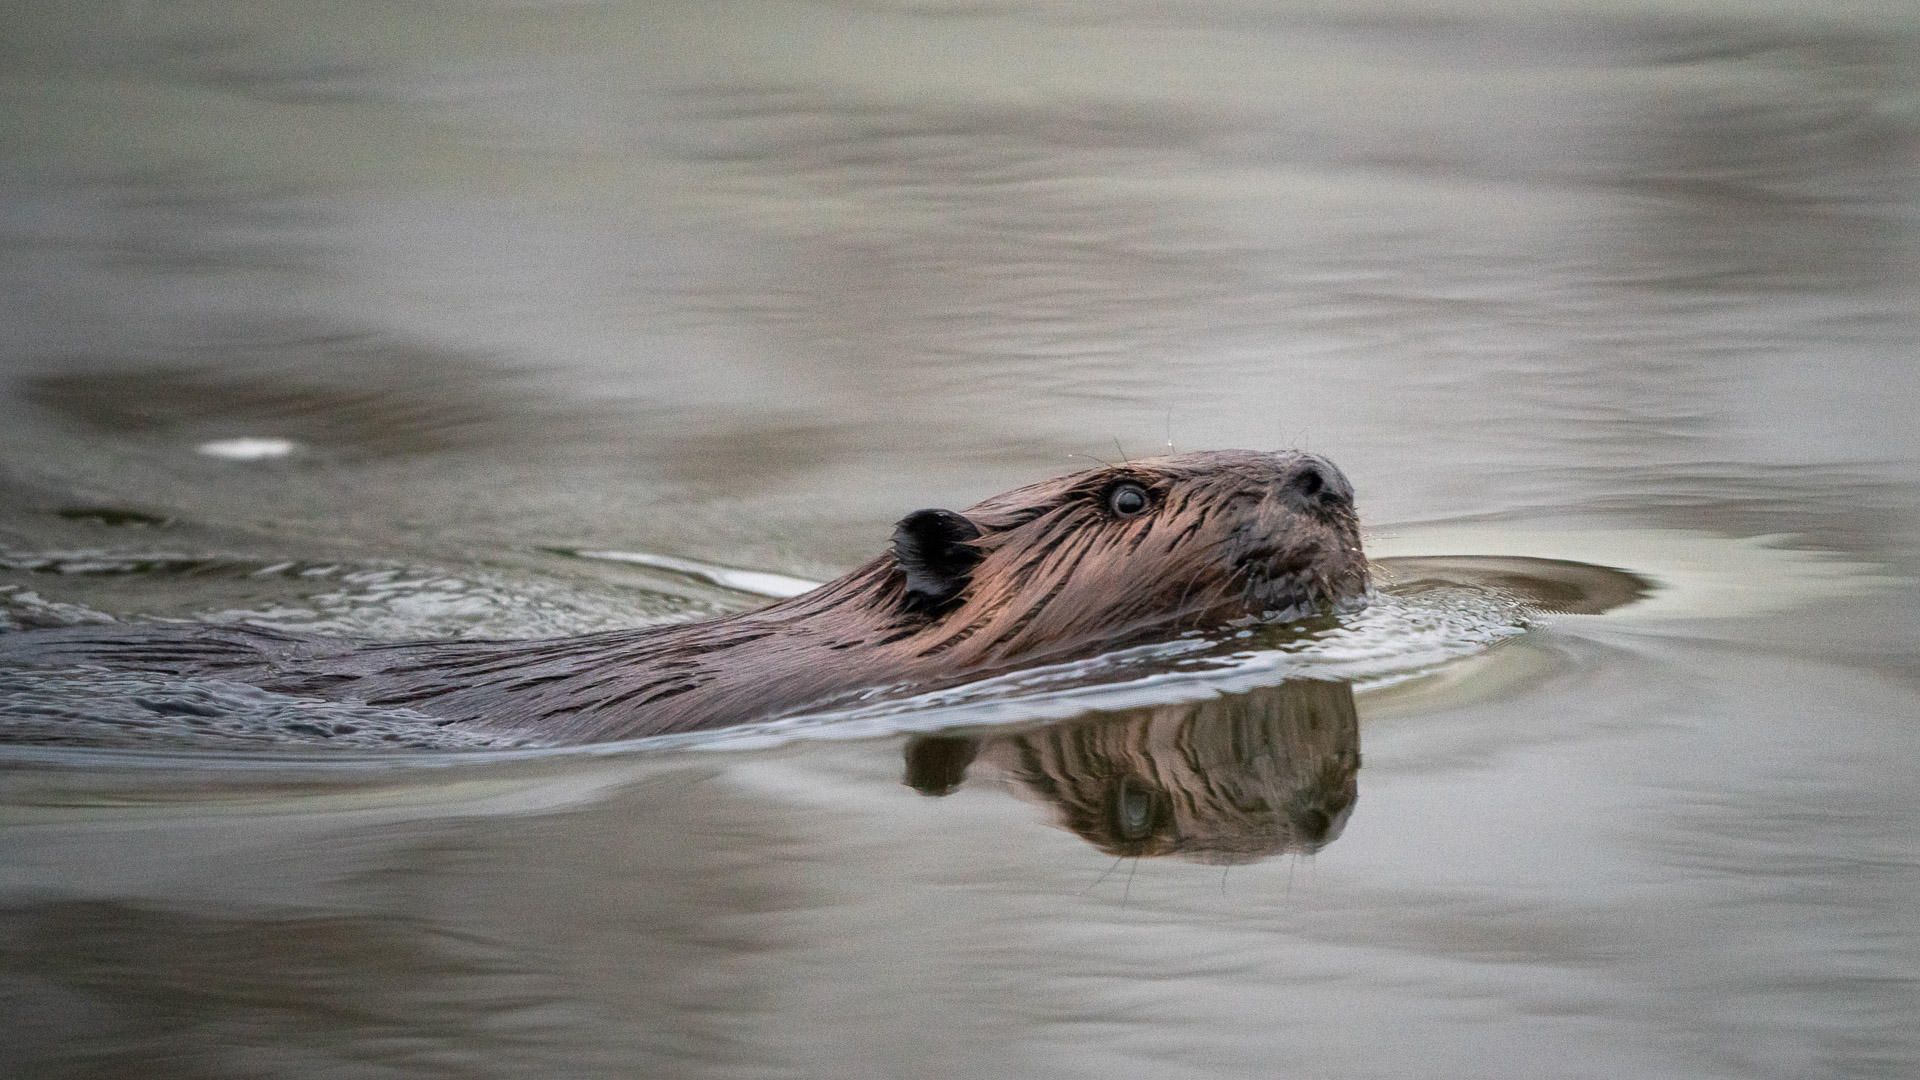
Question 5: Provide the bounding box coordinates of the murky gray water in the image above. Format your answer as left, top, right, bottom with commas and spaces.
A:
3, 1, 1919, 1077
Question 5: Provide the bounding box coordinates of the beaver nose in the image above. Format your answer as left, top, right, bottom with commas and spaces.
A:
1280, 455, 1355, 512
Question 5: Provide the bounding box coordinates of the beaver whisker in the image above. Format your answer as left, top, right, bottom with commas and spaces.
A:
1169, 570, 1209, 626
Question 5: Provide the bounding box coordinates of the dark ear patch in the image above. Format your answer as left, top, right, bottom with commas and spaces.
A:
903, 734, 979, 796
891, 508, 983, 609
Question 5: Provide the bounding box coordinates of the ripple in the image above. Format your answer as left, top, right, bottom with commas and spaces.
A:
6, 531, 1868, 760
0, 556, 1535, 758
0, 549, 702, 638
0, 668, 521, 752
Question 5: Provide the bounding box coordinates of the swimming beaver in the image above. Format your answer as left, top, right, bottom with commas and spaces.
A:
0, 450, 1368, 743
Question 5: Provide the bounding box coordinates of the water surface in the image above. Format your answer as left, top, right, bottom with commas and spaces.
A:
2, 1, 1918, 1077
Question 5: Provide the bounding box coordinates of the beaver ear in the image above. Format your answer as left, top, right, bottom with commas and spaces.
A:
903, 734, 979, 796
890, 508, 983, 608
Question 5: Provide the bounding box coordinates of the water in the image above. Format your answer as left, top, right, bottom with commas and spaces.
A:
3, 1, 1918, 1076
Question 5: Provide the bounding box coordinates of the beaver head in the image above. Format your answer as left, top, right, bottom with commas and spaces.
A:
880, 449, 1369, 667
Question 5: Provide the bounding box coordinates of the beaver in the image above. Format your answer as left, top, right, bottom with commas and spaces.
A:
0, 450, 1368, 744
904, 679, 1360, 863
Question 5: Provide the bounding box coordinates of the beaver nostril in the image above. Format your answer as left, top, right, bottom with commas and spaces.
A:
1282, 459, 1350, 511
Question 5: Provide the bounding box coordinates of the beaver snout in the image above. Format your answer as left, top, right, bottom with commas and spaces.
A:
1279, 454, 1356, 515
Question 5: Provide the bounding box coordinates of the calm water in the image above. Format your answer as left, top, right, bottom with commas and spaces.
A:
3, 1, 1919, 1077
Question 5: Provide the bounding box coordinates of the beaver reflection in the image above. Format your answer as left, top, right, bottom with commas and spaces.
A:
903, 680, 1359, 864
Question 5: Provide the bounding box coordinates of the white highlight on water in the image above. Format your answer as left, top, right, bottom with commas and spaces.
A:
197, 437, 298, 461
1367, 527, 1896, 619
572, 550, 819, 599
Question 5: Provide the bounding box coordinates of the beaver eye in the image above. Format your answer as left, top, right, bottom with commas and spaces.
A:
1106, 482, 1150, 518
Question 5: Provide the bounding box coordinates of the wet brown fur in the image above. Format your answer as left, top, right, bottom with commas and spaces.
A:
1, 450, 1368, 743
